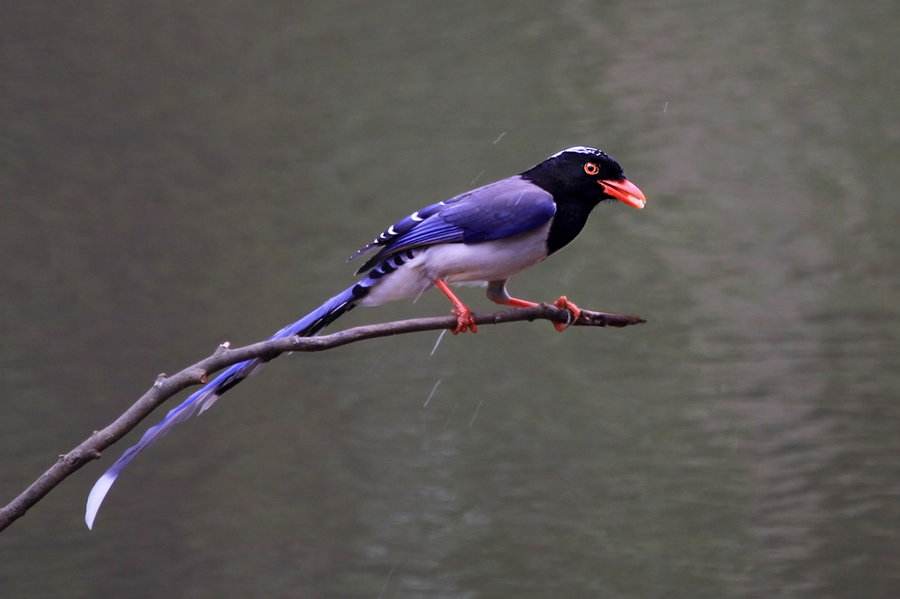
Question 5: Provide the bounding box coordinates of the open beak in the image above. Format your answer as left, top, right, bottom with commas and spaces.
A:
599, 178, 647, 209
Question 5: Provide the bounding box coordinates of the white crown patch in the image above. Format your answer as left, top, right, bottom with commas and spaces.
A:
549, 146, 606, 159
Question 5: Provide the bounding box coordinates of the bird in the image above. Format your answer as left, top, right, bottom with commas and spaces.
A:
84, 145, 646, 528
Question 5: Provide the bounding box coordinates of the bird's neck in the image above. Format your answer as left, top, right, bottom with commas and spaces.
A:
522, 168, 599, 255
545, 199, 596, 255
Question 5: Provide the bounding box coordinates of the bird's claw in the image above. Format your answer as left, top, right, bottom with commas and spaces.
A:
452, 307, 478, 334
552, 296, 582, 332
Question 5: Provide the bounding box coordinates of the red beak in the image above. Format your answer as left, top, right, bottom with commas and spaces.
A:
599, 178, 647, 209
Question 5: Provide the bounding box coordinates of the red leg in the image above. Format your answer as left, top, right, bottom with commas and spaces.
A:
434, 279, 477, 334
487, 281, 581, 333
493, 296, 539, 309
486, 280, 539, 309
497, 294, 581, 332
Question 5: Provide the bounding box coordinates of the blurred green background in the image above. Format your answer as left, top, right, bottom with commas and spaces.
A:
2, 1, 899, 597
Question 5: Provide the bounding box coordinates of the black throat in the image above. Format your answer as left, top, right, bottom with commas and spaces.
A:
523, 169, 599, 255
544, 199, 597, 255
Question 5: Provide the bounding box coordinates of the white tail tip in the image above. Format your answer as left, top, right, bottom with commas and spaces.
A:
85, 471, 118, 530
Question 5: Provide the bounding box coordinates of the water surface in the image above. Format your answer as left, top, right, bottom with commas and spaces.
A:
2, 2, 899, 597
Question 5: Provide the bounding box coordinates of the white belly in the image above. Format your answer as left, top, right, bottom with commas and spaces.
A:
358, 222, 550, 307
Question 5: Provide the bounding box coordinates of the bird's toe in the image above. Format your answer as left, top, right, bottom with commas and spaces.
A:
552, 296, 582, 332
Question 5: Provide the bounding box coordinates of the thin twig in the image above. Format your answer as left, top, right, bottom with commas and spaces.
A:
0, 304, 643, 532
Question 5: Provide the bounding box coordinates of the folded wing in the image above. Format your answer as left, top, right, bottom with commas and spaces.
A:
353, 176, 555, 273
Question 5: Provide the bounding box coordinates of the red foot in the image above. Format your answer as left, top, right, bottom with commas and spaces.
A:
552, 296, 582, 332
452, 307, 478, 334
434, 279, 478, 334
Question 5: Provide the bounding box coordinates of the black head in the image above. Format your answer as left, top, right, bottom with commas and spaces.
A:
522, 146, 646, 210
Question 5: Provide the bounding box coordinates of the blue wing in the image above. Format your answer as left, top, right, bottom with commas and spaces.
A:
353, 176, 555, 273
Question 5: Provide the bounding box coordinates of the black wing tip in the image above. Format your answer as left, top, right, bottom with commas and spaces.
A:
348, 242, 379, 264
356, 255, 380, 275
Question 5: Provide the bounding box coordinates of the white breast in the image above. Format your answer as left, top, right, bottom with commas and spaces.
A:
357, 222, 551, 307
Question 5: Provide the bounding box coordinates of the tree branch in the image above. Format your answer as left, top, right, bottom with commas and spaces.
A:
0, 304, 643, 532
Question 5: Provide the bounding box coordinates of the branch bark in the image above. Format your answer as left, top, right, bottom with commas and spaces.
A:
0, 304, 643, 532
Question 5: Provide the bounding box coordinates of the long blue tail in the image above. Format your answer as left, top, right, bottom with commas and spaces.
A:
85, 283, 367, 529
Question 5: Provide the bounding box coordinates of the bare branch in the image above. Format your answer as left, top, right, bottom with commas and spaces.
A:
0, 304, 643, 532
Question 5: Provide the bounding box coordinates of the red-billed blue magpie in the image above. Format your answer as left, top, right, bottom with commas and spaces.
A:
85, 146, 646, 528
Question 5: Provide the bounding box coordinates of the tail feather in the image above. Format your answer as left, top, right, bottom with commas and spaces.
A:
85, 283, 367, 529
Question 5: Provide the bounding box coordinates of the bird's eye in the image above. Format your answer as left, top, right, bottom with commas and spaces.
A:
583, 162, 600, 176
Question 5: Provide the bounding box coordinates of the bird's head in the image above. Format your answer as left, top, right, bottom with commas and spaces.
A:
524, 146, 647, 210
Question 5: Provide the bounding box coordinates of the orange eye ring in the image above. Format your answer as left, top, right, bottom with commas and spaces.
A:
583, 162, 600, 176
